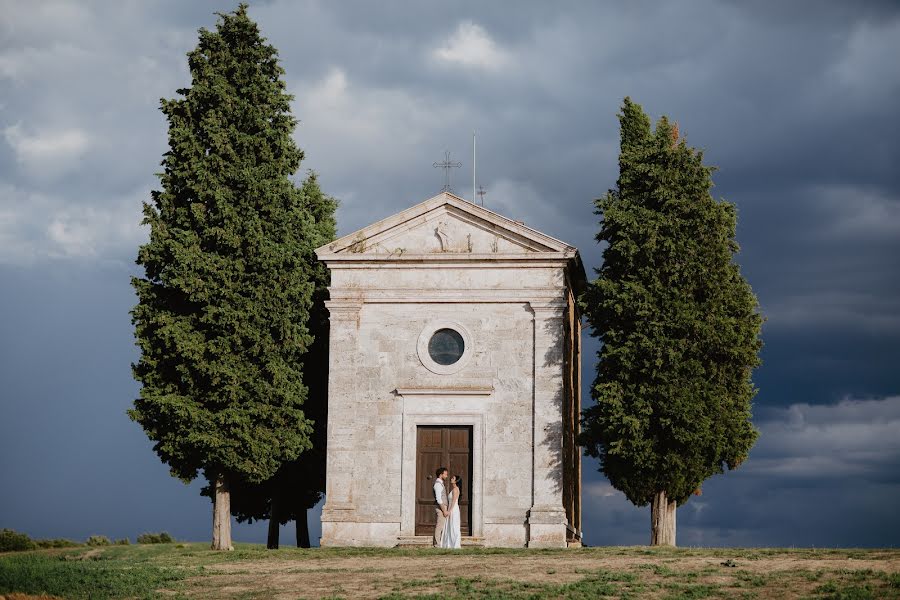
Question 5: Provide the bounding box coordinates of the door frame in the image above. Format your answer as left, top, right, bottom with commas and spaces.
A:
414, 425, 474, 536
397, 391, 487, 539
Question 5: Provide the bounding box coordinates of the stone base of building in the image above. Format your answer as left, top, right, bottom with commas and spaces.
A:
481, 523, 528, 547
396, 535, 486, 547
320, 521, 400, 548
320, 504, 573, 549
322, 524, 524, 548
526, 506, 569, 548
321, 519, 574, 549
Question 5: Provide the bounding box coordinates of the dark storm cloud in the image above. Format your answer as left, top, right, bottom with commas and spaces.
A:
585, 395, 900, 547
1, 0, 897, 546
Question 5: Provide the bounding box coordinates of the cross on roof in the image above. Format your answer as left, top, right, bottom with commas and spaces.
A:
476, 185, 487, 206
433, 150, 462, 193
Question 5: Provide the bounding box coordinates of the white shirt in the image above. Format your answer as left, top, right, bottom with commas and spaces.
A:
433, 479, 446, 506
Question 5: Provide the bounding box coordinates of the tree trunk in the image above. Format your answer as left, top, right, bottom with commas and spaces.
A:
296, 508, 310, 548
650, 490, 677, 546
211, 474, 234, 551
668, 498, 676, 544
267, 495, 280, 549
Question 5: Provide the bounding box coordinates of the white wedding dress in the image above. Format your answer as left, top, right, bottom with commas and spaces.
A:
441, 487, 462, 549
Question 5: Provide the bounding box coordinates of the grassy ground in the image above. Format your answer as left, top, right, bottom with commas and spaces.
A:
0, 543, 898, 600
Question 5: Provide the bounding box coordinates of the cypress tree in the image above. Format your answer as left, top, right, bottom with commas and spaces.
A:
128, 4, 327, 550
579, 98, 763, 546
228, 172, 336, 549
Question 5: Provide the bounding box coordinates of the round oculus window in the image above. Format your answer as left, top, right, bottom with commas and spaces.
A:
427, 328, 465, 366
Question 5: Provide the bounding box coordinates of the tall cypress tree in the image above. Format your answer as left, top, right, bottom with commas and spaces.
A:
228, 172, 336, 549
128, 4, 325, 550
579, 98, 763, 546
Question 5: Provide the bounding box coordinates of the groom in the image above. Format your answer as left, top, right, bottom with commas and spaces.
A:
432, 467, 449, 547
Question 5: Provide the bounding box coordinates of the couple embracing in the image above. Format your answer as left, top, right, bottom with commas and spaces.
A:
432, 466, 463, 548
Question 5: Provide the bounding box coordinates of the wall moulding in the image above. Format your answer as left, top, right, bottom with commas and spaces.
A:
321, 255, 574, 267
527, 301, 568, 318
394, 387, 493, 397
328, 289, 567, 304
324, 300, 362, 320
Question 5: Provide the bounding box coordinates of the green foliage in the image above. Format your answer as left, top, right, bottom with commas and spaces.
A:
34, 538, 81, 549
0, 550, 194, 599
0, 530, 83, 552
85, 535, 111, 546
579, 97, 763, 507
128, 4, 331, 491
227, 173, 336, 542
0, 528, 36, 552
137, 532, 174, 544
815, 581, 878, 599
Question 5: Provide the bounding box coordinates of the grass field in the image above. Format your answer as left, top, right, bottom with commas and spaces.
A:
1, 543, 898, 600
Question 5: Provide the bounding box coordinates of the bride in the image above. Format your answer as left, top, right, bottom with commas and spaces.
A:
441, 475, 462, 549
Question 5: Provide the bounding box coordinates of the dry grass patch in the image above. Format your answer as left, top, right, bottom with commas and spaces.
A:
177, 546, 900, 600
3, 543, 898, 599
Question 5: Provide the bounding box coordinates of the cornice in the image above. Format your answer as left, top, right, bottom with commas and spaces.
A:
316, 251, 576, 266
327, 287, 566, 304
394, 387, 494, 397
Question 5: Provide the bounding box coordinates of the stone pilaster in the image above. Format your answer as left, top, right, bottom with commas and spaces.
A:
526, 300, 569, 548
319, 301, 361, 545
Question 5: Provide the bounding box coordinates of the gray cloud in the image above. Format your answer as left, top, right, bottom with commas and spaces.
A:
750, 396, 900, 481
584, 395, 900, 546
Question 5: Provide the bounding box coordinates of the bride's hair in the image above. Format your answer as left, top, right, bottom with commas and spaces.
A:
453, 475, 464, 495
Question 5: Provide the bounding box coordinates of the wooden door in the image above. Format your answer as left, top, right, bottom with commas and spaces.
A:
415, 426, 473, 536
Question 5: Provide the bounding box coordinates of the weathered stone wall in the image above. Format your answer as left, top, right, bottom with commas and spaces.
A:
321, 272, 572, 547
317, 195, 582, 548
321, 291, 551, 546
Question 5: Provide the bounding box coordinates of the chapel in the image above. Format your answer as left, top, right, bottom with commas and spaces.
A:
314, 192, 585, 547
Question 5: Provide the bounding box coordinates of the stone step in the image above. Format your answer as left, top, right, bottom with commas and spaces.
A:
396, 536, 486, 548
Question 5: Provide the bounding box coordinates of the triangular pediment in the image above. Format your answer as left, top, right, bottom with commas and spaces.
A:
316, 192, 576, 259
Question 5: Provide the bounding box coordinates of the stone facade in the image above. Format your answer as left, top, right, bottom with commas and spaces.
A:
315, 192, 585, 548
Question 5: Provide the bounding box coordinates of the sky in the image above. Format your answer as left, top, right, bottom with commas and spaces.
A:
1, 0, 898, 548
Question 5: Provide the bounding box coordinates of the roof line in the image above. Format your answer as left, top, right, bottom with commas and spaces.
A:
316, 191, 577, 255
